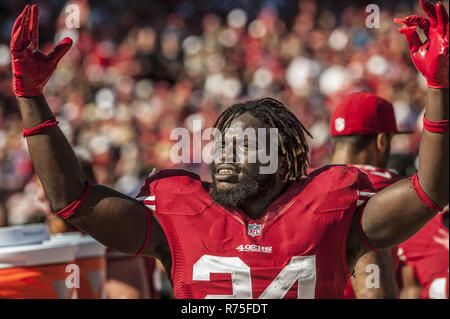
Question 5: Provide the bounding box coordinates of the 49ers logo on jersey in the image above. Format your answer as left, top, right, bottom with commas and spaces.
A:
247, 224, 261, 237
236, 244, 272, 253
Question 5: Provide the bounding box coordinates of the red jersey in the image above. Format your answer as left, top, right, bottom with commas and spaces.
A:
353, 166, 401, 192
136, 165, 376, 299
343, 165, 401, 299
398, 213, 449, 299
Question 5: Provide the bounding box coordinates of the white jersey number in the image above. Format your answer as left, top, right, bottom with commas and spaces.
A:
192, 255, 316, 299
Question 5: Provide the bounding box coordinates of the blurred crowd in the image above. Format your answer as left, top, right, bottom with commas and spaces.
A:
0, 0, 441, 226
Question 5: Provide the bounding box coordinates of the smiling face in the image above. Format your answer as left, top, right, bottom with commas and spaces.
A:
210, 112, 285, 208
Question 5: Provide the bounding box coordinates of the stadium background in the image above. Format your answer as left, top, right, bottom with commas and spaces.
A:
0, 0, 445, 227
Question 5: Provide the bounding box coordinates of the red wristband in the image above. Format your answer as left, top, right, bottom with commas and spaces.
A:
56, 182, 91, 219
423, 115, 449, 133
411, 174, 444, 214
23, 117, 59, 137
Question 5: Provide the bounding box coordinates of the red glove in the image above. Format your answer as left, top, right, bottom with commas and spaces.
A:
395, 0, 449, 89
10, 5, 73, 97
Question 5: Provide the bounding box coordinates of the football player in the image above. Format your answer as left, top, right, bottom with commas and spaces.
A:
329, 92, 410, 298
10, 1, 448, 298
397, 205, 449, 299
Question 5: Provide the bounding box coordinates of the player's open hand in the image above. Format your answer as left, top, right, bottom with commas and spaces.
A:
395, 0, 449, 89
10, 5, 73, 97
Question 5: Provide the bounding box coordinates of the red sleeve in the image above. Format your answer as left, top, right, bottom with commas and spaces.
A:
355, 168, 377, 208
355, 168, 378, 251
355, 165, 401, 192
133, 169, 205, 254
133, 172, 159, 255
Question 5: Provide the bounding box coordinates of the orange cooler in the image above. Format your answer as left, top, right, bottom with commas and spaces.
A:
0, 224, 79, 299
48, 232, 107, 299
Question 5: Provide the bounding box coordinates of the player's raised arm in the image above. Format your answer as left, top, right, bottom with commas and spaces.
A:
359, 0, 449, 251
10, 5, 164, 257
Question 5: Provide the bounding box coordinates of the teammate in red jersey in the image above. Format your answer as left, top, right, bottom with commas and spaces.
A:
329, 92, 410, 298
9, 1, 449, 299
398, 207, 449, 299
385, 154, 449, 299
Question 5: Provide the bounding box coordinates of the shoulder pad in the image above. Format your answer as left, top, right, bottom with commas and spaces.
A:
136, 169, 213, 216
301, 165, 375, 212
353, 165, 401, 191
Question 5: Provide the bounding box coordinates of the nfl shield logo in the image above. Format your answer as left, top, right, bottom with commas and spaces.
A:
335, 117, 345, 132
247, 224, 261, 237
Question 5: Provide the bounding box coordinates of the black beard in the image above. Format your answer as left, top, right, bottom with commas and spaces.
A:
210, 167, 274, 208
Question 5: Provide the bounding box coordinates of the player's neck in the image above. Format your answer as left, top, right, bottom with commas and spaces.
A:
330, 149, 380, 167
239, 182, 288, 220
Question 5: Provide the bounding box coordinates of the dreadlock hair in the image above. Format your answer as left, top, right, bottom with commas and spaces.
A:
213, 97, 312, 182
